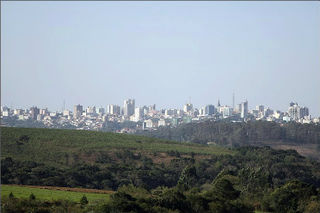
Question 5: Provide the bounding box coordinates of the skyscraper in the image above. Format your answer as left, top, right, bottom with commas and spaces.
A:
109, 104, 121, 115
205, 105, 215, 115
183, 103, 193, 113
241, 100, 248, 119
134, 107, 144, 121
30, 106, 40, 120
288, 102, 309, 120
123, 99, 135, 117
73, 104, 83, 119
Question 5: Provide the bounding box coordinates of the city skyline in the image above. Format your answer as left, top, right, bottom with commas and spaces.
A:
2, 2, 320, 116
1, 98, 316, 132
0, 96, 317, 118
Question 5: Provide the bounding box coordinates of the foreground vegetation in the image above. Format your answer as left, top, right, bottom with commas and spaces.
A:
2, 126, 320, 212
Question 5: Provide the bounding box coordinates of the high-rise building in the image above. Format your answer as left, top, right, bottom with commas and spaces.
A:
98, 107, 105, 115
300, 107, 309, 118
73, 104, 83, 119
205, 105, 215, 115
30, 106, 40, 120
134, 107, 144, 121
123, 99, 135, 117
256, 105, 264, 113
183, 103, 193, 113
86, 106, 96, 115
199, 107, 205, 116
107, 104, 121, 115
241, 100, 248, 119
288, 102, 309, 120
221, 106, 233, 118
148, 104, 156, 111
236, 104, 242, 114
142, 106, 149, 115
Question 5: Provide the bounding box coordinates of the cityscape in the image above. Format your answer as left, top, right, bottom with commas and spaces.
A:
1, 98, 317, 133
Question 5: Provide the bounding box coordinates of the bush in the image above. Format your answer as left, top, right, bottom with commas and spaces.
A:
29, 193, 36, 200
80, 195, 88, 205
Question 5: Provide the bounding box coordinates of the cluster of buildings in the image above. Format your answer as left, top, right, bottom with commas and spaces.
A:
1, 99, 319, 132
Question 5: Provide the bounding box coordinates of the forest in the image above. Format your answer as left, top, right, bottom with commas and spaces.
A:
138, 120, 320, 160
139, 120, 320, 145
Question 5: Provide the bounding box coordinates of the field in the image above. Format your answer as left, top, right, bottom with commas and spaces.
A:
1, 185, 111, 203
1, 127, 234, 166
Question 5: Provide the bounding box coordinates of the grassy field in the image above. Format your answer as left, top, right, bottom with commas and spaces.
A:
1, 127, 234, 166
1, 185, 111, 203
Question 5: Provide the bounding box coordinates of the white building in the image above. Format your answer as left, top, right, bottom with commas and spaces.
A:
134, 107, 144, 122
123, 99, 135, 117
107, 104, 121, 115
143, 119, 158, 129
220, 106, 233, 118
241, 100, 248, 119
288, 102, 309, 121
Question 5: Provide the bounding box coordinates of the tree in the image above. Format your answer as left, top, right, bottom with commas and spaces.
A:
29, 193, 36, 200
177, 165, 198, 191
268, 180, 317, 213
9, 192, 14, 199
80, 195, 88, 205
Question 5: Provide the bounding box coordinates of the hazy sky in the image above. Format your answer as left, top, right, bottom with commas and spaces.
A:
2, 2, 320, 116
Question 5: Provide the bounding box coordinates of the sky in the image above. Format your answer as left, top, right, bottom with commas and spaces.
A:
1, 2, 320, 116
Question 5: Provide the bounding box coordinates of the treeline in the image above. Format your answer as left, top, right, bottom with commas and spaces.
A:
139, 120, 320, 145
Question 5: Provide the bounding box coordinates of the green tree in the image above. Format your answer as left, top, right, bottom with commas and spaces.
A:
9, 192, 14, 199
80, 195, 88, 205
268, 180, 317, 213
29, 193, 36, 200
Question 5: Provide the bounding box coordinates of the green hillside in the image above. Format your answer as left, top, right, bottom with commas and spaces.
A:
1, 185, 111, 203
1, 127, 233, 166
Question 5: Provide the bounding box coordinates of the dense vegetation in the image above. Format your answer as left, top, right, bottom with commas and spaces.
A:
2, 127, 320, 212
139, 120, 320, 145
138, 120, 320, 160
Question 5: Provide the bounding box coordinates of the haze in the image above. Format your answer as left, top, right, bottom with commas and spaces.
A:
1, 2, 320, 116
